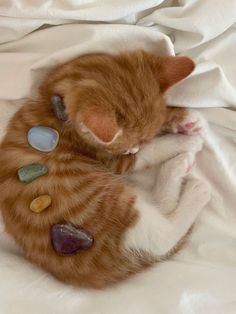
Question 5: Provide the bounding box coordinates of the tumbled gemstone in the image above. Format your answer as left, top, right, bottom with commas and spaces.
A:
17, 163, 48, 184
51, 95, 67, 121
30, 195, 52, 213
28, 126, 59, 152
51, 223, 94, 256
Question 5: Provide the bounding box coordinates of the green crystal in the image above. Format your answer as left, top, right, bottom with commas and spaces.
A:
17, 163, 48, 184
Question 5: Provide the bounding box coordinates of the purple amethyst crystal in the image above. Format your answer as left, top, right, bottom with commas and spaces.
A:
51, 223, 94, 256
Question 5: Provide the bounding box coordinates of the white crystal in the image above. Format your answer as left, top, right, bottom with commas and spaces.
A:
28, 126, 59, 152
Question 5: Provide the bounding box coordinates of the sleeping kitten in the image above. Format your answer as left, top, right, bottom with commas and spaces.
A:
0, 50, 210, 288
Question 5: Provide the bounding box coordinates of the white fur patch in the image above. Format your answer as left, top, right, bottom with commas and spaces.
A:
123, 193, 173, 257
123, 177, 210, 258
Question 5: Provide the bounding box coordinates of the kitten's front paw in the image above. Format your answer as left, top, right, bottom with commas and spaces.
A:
185, 178, 211, 208
183, 135, 203, 154
173, 110, 204, 136
167, 152, 195, 177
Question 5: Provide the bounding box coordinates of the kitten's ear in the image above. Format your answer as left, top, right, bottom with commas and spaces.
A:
77, 106, 122, 145
155, 56, 195, 92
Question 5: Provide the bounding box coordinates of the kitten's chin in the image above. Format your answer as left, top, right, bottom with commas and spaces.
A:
122, 147, 140, 155
104, 146, 140, 157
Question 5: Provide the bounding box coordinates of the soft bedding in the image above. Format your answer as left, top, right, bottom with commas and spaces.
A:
0, 1, 236, 313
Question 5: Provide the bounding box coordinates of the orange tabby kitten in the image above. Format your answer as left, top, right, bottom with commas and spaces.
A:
0, 51, 210, 288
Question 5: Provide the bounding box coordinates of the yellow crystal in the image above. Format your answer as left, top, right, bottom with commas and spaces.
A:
30, 195, 52, 213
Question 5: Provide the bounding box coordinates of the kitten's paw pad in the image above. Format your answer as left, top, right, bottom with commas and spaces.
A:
176, 110, 204, 136
177, 121, 202, 135
185, 178, 211, 207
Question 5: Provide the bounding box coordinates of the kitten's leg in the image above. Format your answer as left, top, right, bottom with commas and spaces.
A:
152, 152, 195, 214
124, 178, 210, 257
134, 134, 202, 172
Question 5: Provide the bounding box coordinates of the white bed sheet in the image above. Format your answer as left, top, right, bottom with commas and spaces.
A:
0, 1, 236, 313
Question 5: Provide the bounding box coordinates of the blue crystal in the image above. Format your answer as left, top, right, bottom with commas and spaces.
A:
27, 126, 59, 152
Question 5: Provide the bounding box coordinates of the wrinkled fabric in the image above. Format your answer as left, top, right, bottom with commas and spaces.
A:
0, 0, 236, 107
0, 1, 236, 314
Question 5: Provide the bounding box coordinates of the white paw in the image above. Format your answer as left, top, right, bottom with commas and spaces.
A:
174, 110, 205, 136
185, 178, 211, 208
168, 152, 195, 176
182, 135, 203, 154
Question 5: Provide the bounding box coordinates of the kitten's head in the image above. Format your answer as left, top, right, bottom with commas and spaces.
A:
42, 51, 194, 155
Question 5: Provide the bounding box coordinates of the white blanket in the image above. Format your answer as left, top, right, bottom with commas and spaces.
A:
0, 1, 236, 313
